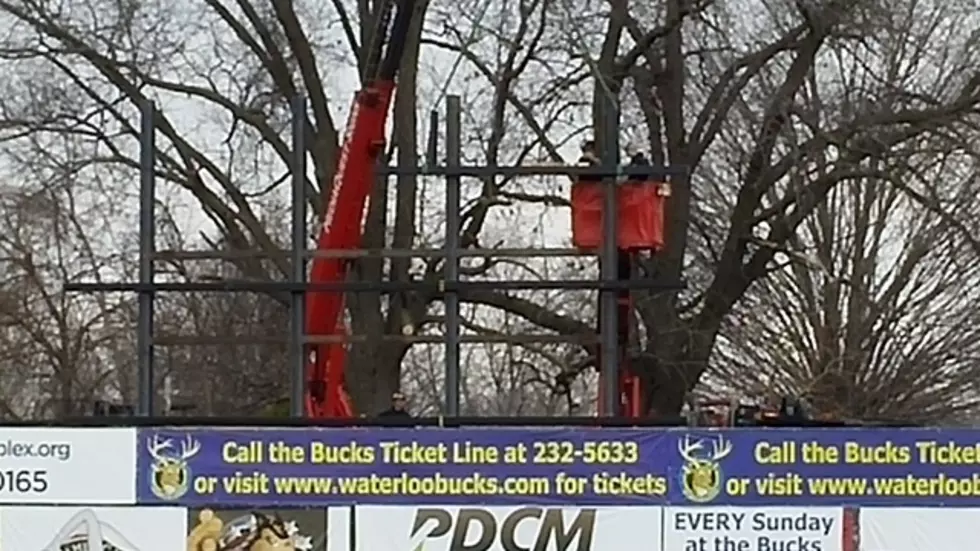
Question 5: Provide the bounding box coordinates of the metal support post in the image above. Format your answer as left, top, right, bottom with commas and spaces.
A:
444, 96, 462, 416
426, 109, 439, 166
599, 100, 621, 417
137, 101, 156, 416
290, 96, 308, 418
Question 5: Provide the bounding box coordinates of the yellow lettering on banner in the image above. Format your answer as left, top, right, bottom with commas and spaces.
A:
729, 435, 980, 500
503, 443, 528, 463
554, 472, 588, 494
379, 441, 448, 464
528, 441, 641, 465
221, 471, 270, 494
915, 441, 980, 464
309, 442, 375, 464
754, 473, 804, 496
801, 442, 839, 464
204, 436, 671, 499
267, 441, 305, 463
222, 441, 263, 463
754, 441, 796, 464
452, 442, 499, 464
591, 473, 666, 495
194, 476, 217, 494
844, 441, 910, 464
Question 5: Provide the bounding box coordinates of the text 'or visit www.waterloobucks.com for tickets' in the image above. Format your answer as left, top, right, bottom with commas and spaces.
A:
167, 437, 980, 501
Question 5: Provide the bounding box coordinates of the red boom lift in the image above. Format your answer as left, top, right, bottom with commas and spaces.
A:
304, 0, 417, 418
571, 150, 668, 418
304, 0, 664, 419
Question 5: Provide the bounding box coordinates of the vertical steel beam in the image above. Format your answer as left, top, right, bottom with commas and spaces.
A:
290, 96, 308, 418
137, 100, 156, 416
426, 109, 439, 167
599, 98, 621, 417
444, 96, 462, 416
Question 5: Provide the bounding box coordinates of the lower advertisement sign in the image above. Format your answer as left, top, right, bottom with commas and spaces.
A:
5, 504, 980, 551
355, 505, 660, 551
0, 428, 136, 504
664, 507, 854, 551
858, 508, 980, 551
346, 506, 980, 551
187, 507, 325, 551
0, 505, 185, 550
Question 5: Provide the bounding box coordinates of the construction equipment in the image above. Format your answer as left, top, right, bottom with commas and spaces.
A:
304, 0, 417, 418
687, 396, 893, 427
571, 146, 669, 418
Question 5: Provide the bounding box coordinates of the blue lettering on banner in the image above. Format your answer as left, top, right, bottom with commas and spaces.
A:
134, 428, 980, 506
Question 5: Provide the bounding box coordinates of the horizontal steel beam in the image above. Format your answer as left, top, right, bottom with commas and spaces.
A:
155, 247, 592, 261
155, 333, 599, 346
378, 164, 688, 178
19, 416, 685, 427
65, 279, 685, 293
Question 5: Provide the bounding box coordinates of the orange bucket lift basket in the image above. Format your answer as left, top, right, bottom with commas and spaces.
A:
571, 178, 669, 251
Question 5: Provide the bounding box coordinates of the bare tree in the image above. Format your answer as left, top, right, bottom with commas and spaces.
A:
433, 0, 980, 418
711, 165, 980, 423
0, 0, 592, 415
0, 148, 134, 418
1, 0, 978, 421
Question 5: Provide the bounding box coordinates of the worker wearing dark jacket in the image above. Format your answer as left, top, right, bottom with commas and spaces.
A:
578, 140, 601, 182
625, 143, 653, 182
378, 391, 412, 419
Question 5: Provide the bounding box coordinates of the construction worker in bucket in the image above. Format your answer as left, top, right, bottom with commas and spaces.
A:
578, 139, 601, 182
580, 140, 652, 181
625, 142, 652, 182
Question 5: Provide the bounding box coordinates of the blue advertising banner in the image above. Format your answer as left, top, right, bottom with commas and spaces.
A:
135, 428, 980, 506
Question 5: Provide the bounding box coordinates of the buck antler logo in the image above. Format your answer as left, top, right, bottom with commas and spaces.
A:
147, 433, 201, 500
677, 434, 732, 503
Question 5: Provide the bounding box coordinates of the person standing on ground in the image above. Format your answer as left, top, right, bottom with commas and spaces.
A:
378, 391, 413, 418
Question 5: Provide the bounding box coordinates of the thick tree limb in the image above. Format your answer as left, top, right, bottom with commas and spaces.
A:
459, 290, 593, 339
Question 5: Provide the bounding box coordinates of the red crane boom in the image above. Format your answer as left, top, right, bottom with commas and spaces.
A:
305, 0, 417, 418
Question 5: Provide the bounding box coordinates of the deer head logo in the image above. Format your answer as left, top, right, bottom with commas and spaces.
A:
677, 434, 732, 503
147, 433, 201, 500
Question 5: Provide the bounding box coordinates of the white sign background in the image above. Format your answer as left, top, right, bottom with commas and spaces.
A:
664, 506, 843, 551
859, 508, 980, 551
0, 506, 186, 551
0, 427, 136, 503
356, 505, 661, 551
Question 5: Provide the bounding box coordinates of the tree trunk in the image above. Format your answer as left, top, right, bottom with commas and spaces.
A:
345, 0, 428, 415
